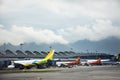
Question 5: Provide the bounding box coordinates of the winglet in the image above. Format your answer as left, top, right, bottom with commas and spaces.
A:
44, 49, 55, 60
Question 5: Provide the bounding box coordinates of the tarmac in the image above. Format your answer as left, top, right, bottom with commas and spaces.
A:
0, 65, 120, 80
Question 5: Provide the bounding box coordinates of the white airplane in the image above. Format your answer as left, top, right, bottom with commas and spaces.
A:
8, 49, 55, 69
81, 58, 101, 66
56, 57, 80, 68
101, 59, 120, 65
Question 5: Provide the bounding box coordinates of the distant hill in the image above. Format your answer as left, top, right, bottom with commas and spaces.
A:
0, 37, 120, 54
70, 37, 120, 54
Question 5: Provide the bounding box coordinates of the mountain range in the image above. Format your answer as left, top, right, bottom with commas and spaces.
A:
0, 37, 120, 54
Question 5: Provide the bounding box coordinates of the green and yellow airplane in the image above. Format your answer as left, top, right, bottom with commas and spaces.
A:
8, 49, 55, 69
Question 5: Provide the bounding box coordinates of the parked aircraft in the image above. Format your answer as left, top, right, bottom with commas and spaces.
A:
8, 49, 55, 69
82, 58, 101, 66
101, 59, 120, 65
56, 57, 80, 68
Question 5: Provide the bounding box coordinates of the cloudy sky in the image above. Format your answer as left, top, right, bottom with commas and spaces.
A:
0, 0, 120, 45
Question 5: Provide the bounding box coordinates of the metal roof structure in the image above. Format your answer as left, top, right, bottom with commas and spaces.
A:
0, 50, 114, 60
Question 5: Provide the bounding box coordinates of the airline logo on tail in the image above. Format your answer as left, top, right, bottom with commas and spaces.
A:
34, 49, 55, 65
75, 57, 80, 62
45, 49, 55, 60
97, 58, 101, 63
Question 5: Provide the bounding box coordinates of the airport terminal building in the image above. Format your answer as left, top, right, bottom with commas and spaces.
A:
0, 49, 114, 59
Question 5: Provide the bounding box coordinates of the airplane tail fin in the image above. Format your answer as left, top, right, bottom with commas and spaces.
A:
44, 49, 55, 60
97, 57, 101, 63
75, 57, 80, 62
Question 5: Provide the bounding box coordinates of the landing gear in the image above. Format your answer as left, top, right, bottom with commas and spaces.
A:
26, 66, 31, 69
37, 64, 47, 69
19, 65, 24, 69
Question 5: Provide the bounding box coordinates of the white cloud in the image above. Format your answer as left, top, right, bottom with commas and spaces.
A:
36, 0, 120, 19
0, 25, 68, 45
0, 0, 120, 45
0, 0, 120, 20
58, 19, 120, 42
0, 19, 120, 45
0, 24, 4, 28
0, 0, 120, 27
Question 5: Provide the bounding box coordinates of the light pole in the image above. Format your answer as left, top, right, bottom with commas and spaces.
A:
70, 48, 73, 51
20, 43, 24, 51
3, 43, 6, 52
86, 49, 89, 53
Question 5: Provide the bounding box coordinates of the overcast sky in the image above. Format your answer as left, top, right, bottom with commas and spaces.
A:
0, 0, 120, 45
